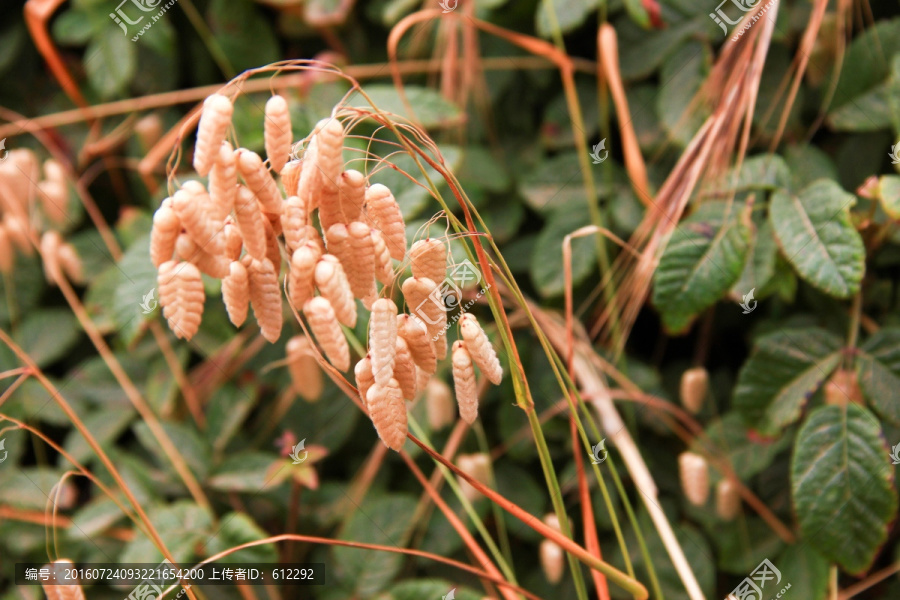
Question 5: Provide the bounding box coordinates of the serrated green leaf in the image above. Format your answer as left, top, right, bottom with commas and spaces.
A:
776, 545, 829, 600
85, 25, 136, 98
733, 220, 778, 297
734, 328, 843, 435
658, 41, 709, 147
530, 203, 596, 297
827, 81, 893, 131
716, 154, 791, 193
14, 309, 81, 368
791, 404, 897, 574
769, 179, 865, 298
332, 495, 418, 596
652, 202, 751, 333
133, 420, 210, 481
784, 145, 839, 191
857, 328, 900, 424
356, 85, 462, 129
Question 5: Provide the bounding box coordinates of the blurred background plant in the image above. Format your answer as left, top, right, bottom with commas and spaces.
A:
1, 0, 900, 598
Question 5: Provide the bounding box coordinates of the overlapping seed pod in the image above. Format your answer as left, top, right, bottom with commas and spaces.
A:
0, 226, 13, 273
4, 215, 32, 255
237, 149, 283, 215
426, 378, 455, 430
40, 231, 63, 284
150, 204, 180, 267
209, 141, 237, 219
286, 335, 323, 401
57, 242, 83, 284
247, 257, 282, 343
401, 277, 446, 341
680, 367, 708, 414
459, 313, 502, 385
176, 233, 230, 278
371, 229, 394, 285
289, 242, 321, 310
314, 254, 356, 327
234, 185, 268, 260
365, 183, 406, 260
263, 218, 282, 275
678, 452, 709, 507
281, 159, 301, 196
409, 238, 447, 286
716, 478, 741, 521
193, 93, 233, 176
158, 260, 204, 340
264, 95, 292, 173
452, 341, 478, 424
172, 183, 224, 254
299, 118, 343, 214
398, 314, 437, 374
367, 378, 407, 451
346, 221, 376, 299
338, 169, 366, 223
393, 337, 417, 399
281, 195, 309, 253
222, 260, 250, 327
456, 453, 490, 502
37, 178, 68, 225
222, 218, 243, 260
304, 296, 349, 371
539, 515, 565, 584
369, 298, 398, 385
355, 355, 375, 408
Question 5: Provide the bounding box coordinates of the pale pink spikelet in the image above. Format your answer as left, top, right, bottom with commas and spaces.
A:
222, 260, 250, 327
304, 225, 326, 254
4, 214, 32, 255
459, 313, 502, 385
237, 149, 283, 215
150, 203, 181, 267
264, 95, 292, 173
426, 378, 455, 430
175, 233, 230, 278
57, 243, 83, 284
716, 478, 741, 521
394, 337, 418, 399
540, 515, 565, 584
409, 238, 447, 286
456, 453, 490, 501
315, 254, 356, 327
223, 217, 243, 260
338, 169, 366, 223
355, 355, 375, 408
40, 231, 63, 284
281, 159, 301, 196
288, 242, 321, 309
247, 257, 283, 343
286, 335, 324, 401
172, 182, 224, 255
0, 225, 13, 273
366, 378, 407, 451
397, 314, 437, 374
400, 276, 446, 343
434, 333, 448, 361
371, 229, 394, 285
369, 298, 398, 385
452, 341, 478, 424
679, 452, 710, 507
193, 94, 233, 176
37, 179, 68, 225
365, 183, 406, 260
346, 221, 376, 299
304, 296, 350, 371
234, 185, 268, 260
209, 141, 237, 220
299, 118, 343, 214
281, 195, 309, 253
158, 260, 205, 340
263, 217, 282, 276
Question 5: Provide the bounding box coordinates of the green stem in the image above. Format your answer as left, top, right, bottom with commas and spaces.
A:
178, 0, 236, 79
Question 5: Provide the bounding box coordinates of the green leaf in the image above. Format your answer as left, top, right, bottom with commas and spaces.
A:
206, 512, 278, 563
112, 234, 160, 345
530, 203, 596, 297
0, 254, 46, 326
52, 9, 95, 45
734, 328, 843, 435
133, 420, 210, 481
85, 25, 136, 98
207, 0, 278, 73
769, 179, 865, 298
784, 145, 839, 191
206, 384, 256, 454
732, 220, 778, 297
827, 82, 894, 131
121, 501, 214, 564
368, 145, 462, 221
652, 202, 751, 333
877, 175, 900, 220
68, 497, 126, 541
64, 405, 135, 464
14, 309, 81, 368
356, 85, 462, 129
791, 404, 897, 574
658, 41, 710, 147
716, 154, 791, 193
776, 545, 829, 600
518, 152, 592, 213
857, 328, 900, 424
208, 452, 286, 492
0, 467, 64, 509
332, 495, 418, 596
535, 0, 599, 38
694, 414, 790, 481
387, 580, 482, 600
618, 17, 703, 80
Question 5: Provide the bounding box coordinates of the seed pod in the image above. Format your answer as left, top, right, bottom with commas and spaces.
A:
281, 159, 302, 196
452, 341, 478, 424
150, 204, 181, 267
315, 254, 356, 327
394, 337, 418, 399
409, 238, 447, 286
317, 184, 343, 233
426, 378, 455, 430
346, 221, 376, 299
415, 366, 430, 398
824, 368, 864, 406
401, 275, 445, 329
264, 95, 292, 173
398, 314, 437, 374
371, 229, 394, 285
42, 560, 85, 600
299, 118, 343, 213
304, 225, 326, 254
175, 233, 230, 278
366, 378, 407, 451
234, 185, 268, 260
40, 231, 63, 284
57, 243, 83, 284
263, 217, 282, 276
43, 158, 65, 186
540, 515, 565, 584
134, 113, 163, 150
222, 217, 243, 260
456, 453, 490, 502
289, 242, 321, 310
237, 149, 282, 214
355, 355, 375, 408
4, 215, 32, 255
281, 195, 309, 253
680, 367, 708, 414
286, 335, 323, 402
338, 169, 366, 223
209, 141, 237, 220
0, 225, 13, 273
716, 478, 741, 521
193, 93, 233, 176
172, 181, 224, 255
247, 257, 283, 343
369, 298, 398, 385
459, 313, 502, 385
365, 183, 406, 260
222, 260, 250, 327
158, 260, 205, 340
37, 179, 68, 225
304, 296, 350, 371
678, 452, 709, 507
